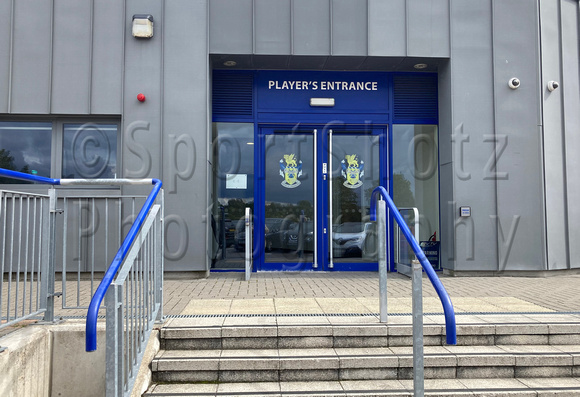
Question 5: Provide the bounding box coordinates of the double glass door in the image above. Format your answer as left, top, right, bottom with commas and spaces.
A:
257, 126, 386, 271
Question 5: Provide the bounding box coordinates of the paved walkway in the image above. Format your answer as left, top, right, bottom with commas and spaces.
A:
162, 272, 580, 318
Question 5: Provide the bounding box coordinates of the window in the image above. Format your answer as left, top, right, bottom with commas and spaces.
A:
0, 120, 119, 183
0, 122, 52, 183
392, 125, 440, 242
62, 123, 118, 179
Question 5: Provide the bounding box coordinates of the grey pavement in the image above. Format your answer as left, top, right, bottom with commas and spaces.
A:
162, 271, 580, 318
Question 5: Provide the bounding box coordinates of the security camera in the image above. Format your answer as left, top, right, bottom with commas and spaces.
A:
508, 78, 520, 89
547, 81, 559, 92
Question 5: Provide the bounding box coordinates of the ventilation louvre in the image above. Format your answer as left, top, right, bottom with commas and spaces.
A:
393, 74, 438, 121
212, 71, 253, 118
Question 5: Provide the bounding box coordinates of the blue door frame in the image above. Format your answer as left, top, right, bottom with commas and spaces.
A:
254, 124, 390, 272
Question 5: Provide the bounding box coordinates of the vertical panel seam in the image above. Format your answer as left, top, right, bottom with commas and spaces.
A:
405, 0, 409, 56
252, 0, 256, 54
490, 0, 500, 271
49, 0, 55, 113
535, 0, 549, 271
88, 0, 95, 114
558, 0, 571, 269
330, 0, 333, 56
290, 0, 294, 55
537, 0, 548, 269
160, 0, 165, 179
7, 0, 14, 113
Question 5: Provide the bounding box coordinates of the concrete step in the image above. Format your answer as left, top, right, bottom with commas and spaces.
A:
160, 321, 580, 350
151, 344, 580, 383
144, 378, 580, 396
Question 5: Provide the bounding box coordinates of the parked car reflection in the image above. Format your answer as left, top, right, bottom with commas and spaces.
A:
332, 222, 376, 258
285, 221, 314, 252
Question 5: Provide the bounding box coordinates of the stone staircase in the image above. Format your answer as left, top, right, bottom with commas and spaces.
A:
145, 317, 580, 396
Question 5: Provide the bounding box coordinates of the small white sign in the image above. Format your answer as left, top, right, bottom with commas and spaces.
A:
226, 174, 247, 189
460, 206, 471, 217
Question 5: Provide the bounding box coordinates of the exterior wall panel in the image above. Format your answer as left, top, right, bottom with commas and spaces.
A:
448, 0, 497, 271
368, 0, 406, 57
0, 1, 12, 113
209, 0, 253, 54
10, 0, 52, 113
540, 0, 568, 270
51, 0, 92, 114
561, 0, 580, 269
331, 0, 368, 56
493, 0, 545, 271
292, 0, 331, 55
407, 0, 450, 57
121, 0, 164, 213
162, 0, 208, 271
91, 0, 124, 114
255, 0, 291, 55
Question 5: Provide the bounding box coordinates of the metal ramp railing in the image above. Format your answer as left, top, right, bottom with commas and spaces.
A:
0, 168, 163, 397
370, 185, 456, 397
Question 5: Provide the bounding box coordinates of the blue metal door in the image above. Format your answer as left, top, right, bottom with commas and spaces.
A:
255, 125, 388, 271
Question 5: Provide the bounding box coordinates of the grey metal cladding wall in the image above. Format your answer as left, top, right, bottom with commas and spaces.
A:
209, 0, 450, 58
561, 0, 580, 270
368, 0, 406, 56
447, 0, 498, 271
209, 0, 253, 53
91, 0, 124, 114
407, 0, 450, 57
331, 0, 367, 56
255, 0, 292, 54
0, 0, 124, 115
162, 0, 209, 270
9, 0, 52, 113
292, 0, 331, 55
122, 0, 162, 178
493, 0, 545, 271
540, 0, 567, 270
51, 1, 92, 114
0, 1, 12, 113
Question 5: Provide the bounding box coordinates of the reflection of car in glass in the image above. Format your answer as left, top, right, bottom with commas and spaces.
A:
266, 218, 298, 251
285, 221, 314, 252
332, 222, 376, 258
220, 219, 235, 247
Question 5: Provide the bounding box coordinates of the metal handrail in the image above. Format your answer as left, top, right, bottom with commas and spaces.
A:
370, 185, 456, 345
85, 178, 162, 352
0, 167, 162, 352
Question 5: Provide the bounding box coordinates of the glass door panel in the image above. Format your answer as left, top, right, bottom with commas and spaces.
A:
263, 132, 315, 266
329, 132, 380, 265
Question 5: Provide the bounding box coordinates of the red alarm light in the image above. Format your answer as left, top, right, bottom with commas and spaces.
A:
137, 93, 146, 102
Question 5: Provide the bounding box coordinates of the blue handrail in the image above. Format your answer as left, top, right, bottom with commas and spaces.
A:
0, 168, 60, 185
85, 178, 162, 352
370, 186, 457, 345
0, 167, 163, 351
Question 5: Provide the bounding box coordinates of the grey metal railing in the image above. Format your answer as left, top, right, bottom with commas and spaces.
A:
395, 207, 420, 277
371, 186, 456, 397
104, 200, 163, 397
0, 189, 51, 329
0, 168, 164, 397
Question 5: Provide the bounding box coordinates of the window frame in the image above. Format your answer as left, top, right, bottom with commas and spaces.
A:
0, 116, 122, 187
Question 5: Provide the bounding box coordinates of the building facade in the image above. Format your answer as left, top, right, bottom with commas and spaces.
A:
0, 0, 578, 275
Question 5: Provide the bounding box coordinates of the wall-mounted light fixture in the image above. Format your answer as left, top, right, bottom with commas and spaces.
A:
132, 15, 154, 38
310, 98, 335, 107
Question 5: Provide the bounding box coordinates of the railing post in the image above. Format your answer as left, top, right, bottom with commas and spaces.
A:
412, 260, 424, 396
43, 188, 57, 322
155, 190, 164, 322
106, 284, 123, 397
377, 198, 388, 323
245, 207, 251, 281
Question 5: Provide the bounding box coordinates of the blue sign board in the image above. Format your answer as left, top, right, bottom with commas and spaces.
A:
256, 71, 390, 123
